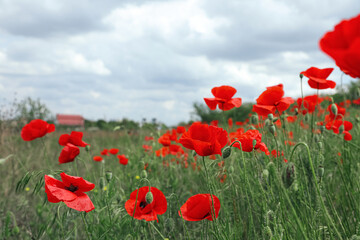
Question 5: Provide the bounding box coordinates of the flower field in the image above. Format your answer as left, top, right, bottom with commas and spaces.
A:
1, 13, 360, 240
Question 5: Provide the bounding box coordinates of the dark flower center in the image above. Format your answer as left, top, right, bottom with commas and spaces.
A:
139, 201, 148, 209
66, 184, 78, 192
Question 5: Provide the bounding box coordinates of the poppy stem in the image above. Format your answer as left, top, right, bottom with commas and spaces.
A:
201, 156, 221, 238
40, 138, 50, 167
289, 142, 343, 239
149, 221, 167, 240
81, 212, 91, 240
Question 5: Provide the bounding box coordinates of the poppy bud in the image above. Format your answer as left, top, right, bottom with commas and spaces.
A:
268, 114, 274, 121
339, 125, 344, 134
320, 125, 325, 133
140, 170, 148, 179
269, 125, 276, 135
251, 115, 259, 125
263, 226, 273, 239
222, 146, 232, 159
282, 163, 295, 188
85, 145, 91, 152
262, 169, 269, 181
317, 141, 323, 150
228, 166, 234, 174
304, 114, 309, 122
12, 226, 20, 235
145, 191, 154, 204
331, 103, 338, 116
105, 171, 113, 183
292, 182, 299, 192
265, 210, 275, 224
99, 177, 106, 190
249, 126, 256, 130
318, 165, 324, 178
299, 73, 303, 79
192, 151, 197, 157
294, 108, 298, 115
252, 139, 257, 149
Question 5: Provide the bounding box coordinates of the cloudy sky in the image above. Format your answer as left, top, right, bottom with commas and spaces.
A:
0, 0, 359, 125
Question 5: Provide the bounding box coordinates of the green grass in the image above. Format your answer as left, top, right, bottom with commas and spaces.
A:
1, 106, 360, 239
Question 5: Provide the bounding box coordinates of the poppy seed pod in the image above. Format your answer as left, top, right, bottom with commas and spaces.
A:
252, 139, 257, 149
85, 144, 91, 152
299, 73, 304, 79
282, 163, 295, 188
251, 115, 259, 125
269, 125, 276, 135
99, 177, 106, 190
145, 191, 154, 204
331, 103, 338, 116
105, 171, 113, 183
222, 146, 232, 159
339, 125, 345, 134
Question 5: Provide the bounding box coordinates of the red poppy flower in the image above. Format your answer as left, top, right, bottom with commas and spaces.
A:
117, 154, 129, 165
210, 120, 218, 127
204, 85, 242, 111
326, 120, 353, 141
59, 131, 89, 147
145, 136, 154, 141
93, 156, 103, 162
59, 143, 80, 164
44, 172, 95, 212
301, 67, 336, 90
231, 129, 270, 155
352, 98, 360, 105
179, 122, 228, 157
296, 95, 323, 114
179, 194, 220, 221
325, 103, 346, 122
125, 186, 167, 222
155, 147, 170, 158
252, 84, 294, 116
21, 119, 55, 141
100, 149, 109, 156
109, 148, 119, 155
158, 134, 171, 146
176, 126, 186, 134
142, 145, 152, 152
320, 14, 360, 79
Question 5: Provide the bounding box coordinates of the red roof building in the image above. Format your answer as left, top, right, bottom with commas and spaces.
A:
56, 114, 84, 127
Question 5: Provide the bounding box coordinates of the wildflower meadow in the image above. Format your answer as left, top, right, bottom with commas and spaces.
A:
1, 12, 360, 240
